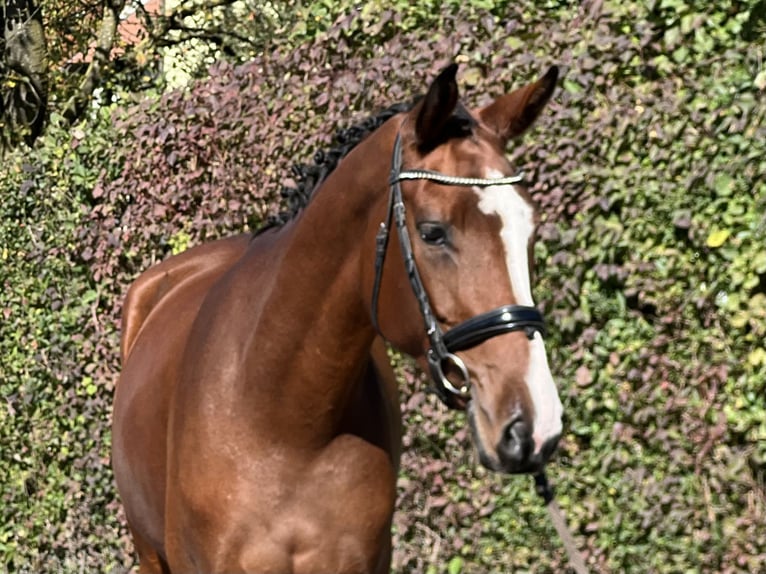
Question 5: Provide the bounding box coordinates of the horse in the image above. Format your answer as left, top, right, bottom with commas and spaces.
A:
111, 62, 564, 574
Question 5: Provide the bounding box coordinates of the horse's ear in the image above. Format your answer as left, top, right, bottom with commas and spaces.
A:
478, 66, 558, 143
414, 63, 460, 151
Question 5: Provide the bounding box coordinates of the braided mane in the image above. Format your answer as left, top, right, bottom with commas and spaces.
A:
255, 100, 414, 237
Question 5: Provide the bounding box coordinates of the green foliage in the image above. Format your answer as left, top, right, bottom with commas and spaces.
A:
1, 0, 765, 572
0, 110, 132, 570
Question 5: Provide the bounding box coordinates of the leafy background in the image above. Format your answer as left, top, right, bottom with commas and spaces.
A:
1, 0, 765, 572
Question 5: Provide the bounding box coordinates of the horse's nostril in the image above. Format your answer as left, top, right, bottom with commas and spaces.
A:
499, 419, 532, 465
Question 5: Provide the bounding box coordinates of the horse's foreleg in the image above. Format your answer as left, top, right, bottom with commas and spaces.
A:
129, 524, 171, 574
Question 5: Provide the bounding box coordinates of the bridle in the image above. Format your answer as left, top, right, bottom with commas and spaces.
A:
371, 130, 590, 574
371, 130, 547, 408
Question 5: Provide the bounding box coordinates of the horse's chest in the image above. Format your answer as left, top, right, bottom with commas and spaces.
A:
171, 434, 397, 574
272, 435, 397, 572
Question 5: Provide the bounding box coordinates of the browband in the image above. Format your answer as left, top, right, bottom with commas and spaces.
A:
392, 169, 524, 188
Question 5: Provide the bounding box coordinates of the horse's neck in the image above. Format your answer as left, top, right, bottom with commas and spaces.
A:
233, 120, 397, 436
279, 120, 396, 344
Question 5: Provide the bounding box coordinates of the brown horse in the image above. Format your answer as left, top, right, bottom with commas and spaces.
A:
112, 63, 563, 574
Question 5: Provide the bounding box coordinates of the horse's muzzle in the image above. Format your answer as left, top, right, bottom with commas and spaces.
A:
495, 421, 561, 474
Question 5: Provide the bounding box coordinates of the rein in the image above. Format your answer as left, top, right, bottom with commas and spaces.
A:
371, 131, 547, 407
535, 472, 590, 574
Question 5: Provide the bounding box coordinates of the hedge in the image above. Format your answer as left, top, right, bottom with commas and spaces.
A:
1, 0, 764, 572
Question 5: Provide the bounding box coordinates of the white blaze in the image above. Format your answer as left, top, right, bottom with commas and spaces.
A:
475, 170, 563, 454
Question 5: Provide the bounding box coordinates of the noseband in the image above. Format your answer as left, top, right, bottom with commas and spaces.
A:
371, 132, 547, 408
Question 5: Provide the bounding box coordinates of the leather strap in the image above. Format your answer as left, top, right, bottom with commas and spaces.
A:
370, 130, 547, 407
443, 305, 546, 352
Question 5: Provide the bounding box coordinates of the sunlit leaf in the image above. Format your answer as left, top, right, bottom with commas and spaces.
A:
706, 229, 731, 248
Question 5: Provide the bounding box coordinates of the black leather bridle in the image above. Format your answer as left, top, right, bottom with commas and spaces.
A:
371, 131, 547, 408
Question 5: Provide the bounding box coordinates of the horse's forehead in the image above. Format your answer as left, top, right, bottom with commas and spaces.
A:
474, 170, 537, 307
426, 132, 507, 173
424, 136, 535, 210
460, 136, 536, 212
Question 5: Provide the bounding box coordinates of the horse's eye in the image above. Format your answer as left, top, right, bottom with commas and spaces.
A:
418, 222, 449, 246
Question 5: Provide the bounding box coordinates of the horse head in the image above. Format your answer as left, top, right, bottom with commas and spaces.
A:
366, 64, 563, 474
